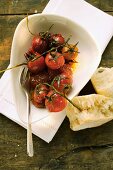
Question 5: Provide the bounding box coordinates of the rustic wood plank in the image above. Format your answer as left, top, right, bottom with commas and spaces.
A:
100, 0, 113, 11
0, 0, 49, 14
0, 0, 113, 15
0, 15, 24, 77
41, 146, 113, 170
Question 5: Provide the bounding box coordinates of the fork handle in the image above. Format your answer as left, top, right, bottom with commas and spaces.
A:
26, 93, 34, 157
27, 123, 34, 157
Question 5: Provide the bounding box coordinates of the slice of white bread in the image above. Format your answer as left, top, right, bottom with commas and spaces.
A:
91, 67, 113, 98
66, 94, 113, 131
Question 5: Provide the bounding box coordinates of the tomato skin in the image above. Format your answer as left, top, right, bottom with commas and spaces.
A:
30, 71, 50, 88
52, 73, 72, 94
27, 53, 46, 74
50, 34, 65, 47
62, 45, 78, 60
59, 64, 73, 78
45, 52, 65, 70
32, 84, 49, 108
45, 90, 67, 112
48, 68, 61, 81
32, 35, 48, 54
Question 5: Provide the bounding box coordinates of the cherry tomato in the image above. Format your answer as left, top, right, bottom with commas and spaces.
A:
32, 35, 48, 54
30, 71, 50, 88
45, 90, 67, 112
27, 52, 46, 73
52, 73, 72, 94
59, 64, 73, 78
32, 84, 49, 108
45, 52, 65, 70
24, 47, 35, 61
62, 44, 78, 60
48, 68, 61, 81
50, 34, 65, 47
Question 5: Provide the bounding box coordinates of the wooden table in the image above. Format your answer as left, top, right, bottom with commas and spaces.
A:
0, 0, 113, 169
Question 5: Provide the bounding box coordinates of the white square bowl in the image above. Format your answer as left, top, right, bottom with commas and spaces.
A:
10, 14, 101, 123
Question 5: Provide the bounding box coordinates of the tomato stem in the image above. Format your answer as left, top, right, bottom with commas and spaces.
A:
0, 63, 27, 73
43, 82, 82, 111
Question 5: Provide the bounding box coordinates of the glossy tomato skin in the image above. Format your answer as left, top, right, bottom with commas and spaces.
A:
32, 35, 48, 54
45, 90, 67, 112
32, 84, 49, 108
59, 64, 73, 78
62, 44, 78, 60
52, 73, 72, 94
45, 52, 65, 70
27, 53, 46, 74
30, 71, 50, 88
50, 34, 65, 47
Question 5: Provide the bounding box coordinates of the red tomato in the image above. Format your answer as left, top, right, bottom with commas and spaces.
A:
45, 90, 67, 112
32, 84, 49, 108
32, 35, 48, 54
24, 47, 35, 61
59, 64, 73, 78
48, 68, 61, 81
30, 71, 50, 88
27, 53, 46, 74
45, 52, 65, 70
52, 73, 72, 94
50, 34, 65, 47
62, 44, 78, 61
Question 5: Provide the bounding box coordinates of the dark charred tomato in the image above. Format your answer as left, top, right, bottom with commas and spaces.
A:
48, 68, 61, 81
27, 53, 46, 74
52, 73, 72, 94
62, 44, 78, 61
50, 34, 65, 47
32, 35, 48, 54
45, 90, 67, 112
32, 84, 49, 108
45, 52, 65, 70
30, 71, 50, 88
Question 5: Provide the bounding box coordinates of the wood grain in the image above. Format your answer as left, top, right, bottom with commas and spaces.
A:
0, 0, 49, 14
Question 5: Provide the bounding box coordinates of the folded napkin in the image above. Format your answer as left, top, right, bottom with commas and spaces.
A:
0, 0, 113, 143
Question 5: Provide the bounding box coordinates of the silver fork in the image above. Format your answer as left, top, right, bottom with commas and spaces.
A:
20, 67, 34, 157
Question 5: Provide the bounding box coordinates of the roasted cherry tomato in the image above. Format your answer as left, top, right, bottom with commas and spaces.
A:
62, 44, 78, 60
52, 73, 72, 94
32, 35, 48, 54
24, 47, 35, 61
45, 90, 67, 112
48, 68, 61, 81
27, 52, 46, 73
45, 52, 65, 70
59, 64, 73, 78
32, 84, 49, 108
50, 34, 65, 47
30, 71, 50, 88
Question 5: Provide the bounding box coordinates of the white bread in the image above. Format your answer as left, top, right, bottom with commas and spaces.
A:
66, 94, 113, 131
91, 67, 113, 98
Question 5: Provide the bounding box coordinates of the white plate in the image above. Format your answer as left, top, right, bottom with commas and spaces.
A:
10, 14, 101, 123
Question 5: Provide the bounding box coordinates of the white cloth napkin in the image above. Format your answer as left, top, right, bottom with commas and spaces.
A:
0, 0, 113, 143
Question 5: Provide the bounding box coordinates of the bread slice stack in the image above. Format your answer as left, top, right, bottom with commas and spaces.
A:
66, 67, 113, 131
